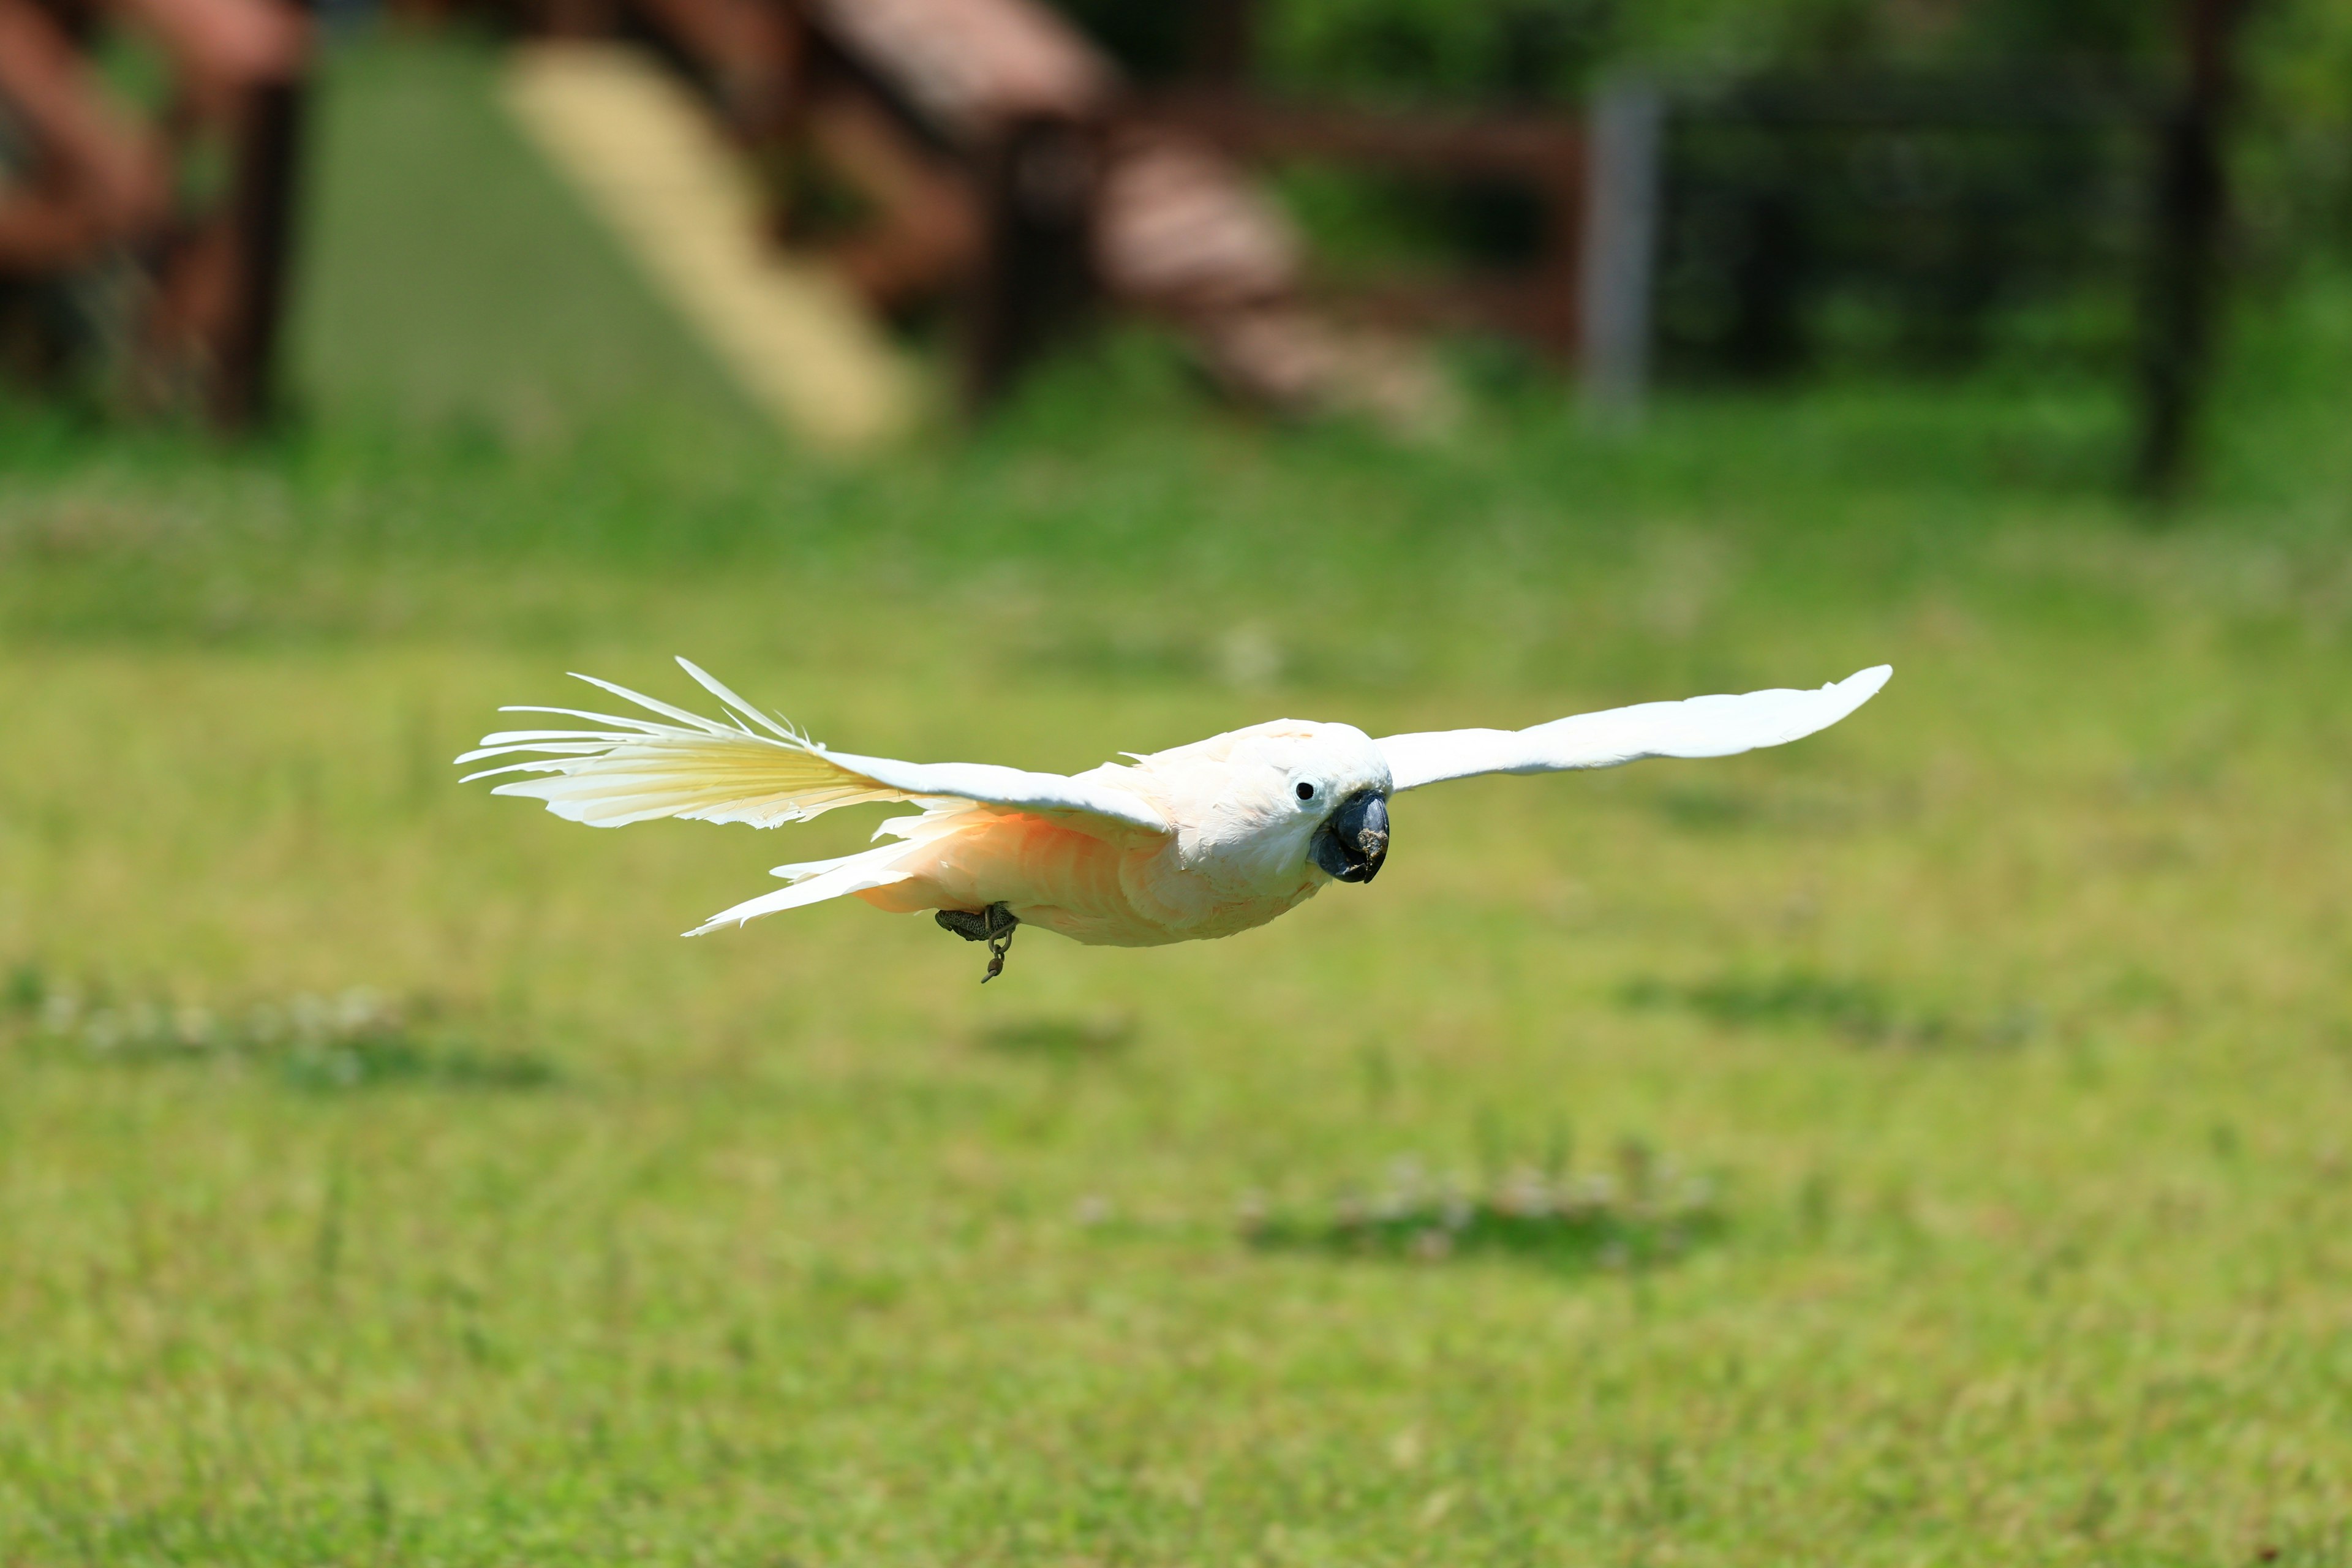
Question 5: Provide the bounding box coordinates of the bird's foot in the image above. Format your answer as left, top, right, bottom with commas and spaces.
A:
935, 902, 1019, 983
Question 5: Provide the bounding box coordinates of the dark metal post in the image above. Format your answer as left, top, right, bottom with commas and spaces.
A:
2136, 0, 2253, 499
1577, 76, 1662, 424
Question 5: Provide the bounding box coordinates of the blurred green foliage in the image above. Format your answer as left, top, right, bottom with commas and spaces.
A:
1259, 0, 2179, 103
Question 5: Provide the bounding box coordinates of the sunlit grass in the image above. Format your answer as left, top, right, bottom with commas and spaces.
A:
1, 32, 2350, 1568
7, 384, 2350, 1561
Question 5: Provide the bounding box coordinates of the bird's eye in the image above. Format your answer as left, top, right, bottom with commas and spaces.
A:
1295, 780, 1317, 802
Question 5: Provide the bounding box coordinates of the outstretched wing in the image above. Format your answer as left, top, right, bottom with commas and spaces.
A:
1378, 665, 1890, 794
456, 659, 1169, 843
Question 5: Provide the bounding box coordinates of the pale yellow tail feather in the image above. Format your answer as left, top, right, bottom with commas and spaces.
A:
685, 843, 916, 935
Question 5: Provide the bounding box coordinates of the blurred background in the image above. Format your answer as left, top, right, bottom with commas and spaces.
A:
4, 0, 2351, 1562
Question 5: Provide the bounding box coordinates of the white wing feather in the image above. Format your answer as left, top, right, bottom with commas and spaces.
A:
1378, 665, 1891, 793
456, 659, 1169, 842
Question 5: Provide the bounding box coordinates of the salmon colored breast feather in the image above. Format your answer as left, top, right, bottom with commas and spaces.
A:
854, 806, 1323, 947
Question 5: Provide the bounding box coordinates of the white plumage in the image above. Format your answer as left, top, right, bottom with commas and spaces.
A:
459, 660, 1890, 967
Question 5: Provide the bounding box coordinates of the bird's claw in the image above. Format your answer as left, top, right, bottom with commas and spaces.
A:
936, 902, 1019, 983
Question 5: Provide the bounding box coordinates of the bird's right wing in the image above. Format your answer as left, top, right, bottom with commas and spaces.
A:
1378, 665, 1890, 793
457, 660, 1169, 845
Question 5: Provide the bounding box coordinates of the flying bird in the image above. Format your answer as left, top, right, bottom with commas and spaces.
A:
459, 660, 1890, 979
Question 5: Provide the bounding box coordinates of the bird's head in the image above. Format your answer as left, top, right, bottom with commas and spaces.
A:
1196, 720, 1393, 886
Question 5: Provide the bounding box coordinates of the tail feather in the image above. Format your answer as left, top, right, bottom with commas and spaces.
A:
686, 842, 917, 935
687, 799, 984, 935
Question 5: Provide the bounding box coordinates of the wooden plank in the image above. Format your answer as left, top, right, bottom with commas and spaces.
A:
625, 0, 796, 129
1122, 90, 1581, 177
109, 0, 304, 94
505, 40, 924, 451
0, 0, 165, 268
808, 0, 1111, 138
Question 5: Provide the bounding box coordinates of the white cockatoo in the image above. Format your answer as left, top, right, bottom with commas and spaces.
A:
460, 660, 1890, 979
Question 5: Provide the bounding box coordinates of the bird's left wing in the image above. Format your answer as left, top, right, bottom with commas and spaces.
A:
1378, 665, 1890, 793
456, 660, 1169, 843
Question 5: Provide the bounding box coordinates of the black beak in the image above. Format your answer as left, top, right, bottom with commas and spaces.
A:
1311, 791, 1390, 884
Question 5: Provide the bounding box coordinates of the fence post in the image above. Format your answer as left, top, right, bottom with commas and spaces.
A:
1577, 75, 1662, 426
210, 77, 304, 429
962, 111, 1098, 418
2135, 0, 2253, 500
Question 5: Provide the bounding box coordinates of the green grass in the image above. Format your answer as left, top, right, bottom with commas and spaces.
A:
4, 34, 2352, 1566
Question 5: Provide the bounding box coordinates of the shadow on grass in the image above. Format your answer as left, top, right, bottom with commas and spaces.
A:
1245, 1154, 1724, 1277
973, 1012, 1135, 1060
274, 1033, 558, 1093
5, 963, 557, 1093
1619, 971, 2040, 1050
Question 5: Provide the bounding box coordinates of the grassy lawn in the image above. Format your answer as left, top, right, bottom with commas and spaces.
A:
4, 36, 2351, 1567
